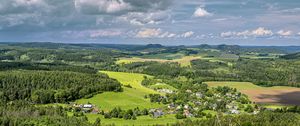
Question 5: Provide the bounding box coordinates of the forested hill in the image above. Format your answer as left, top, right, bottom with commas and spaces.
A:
281, 52, 300, 59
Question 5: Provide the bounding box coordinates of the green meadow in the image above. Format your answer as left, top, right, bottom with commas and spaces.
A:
86, 114, 182, 126
205, 81, 298, 90
116, 56, 202, 67
75, 71, 184, 125
76, 71, 162, 111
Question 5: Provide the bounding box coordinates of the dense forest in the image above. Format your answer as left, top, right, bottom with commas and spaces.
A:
0, 70, 122, 104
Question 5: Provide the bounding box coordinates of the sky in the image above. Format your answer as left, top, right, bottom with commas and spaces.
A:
0, 0, 300, 46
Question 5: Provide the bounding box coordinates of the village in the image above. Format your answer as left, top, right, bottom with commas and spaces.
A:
71, 85, 261, 120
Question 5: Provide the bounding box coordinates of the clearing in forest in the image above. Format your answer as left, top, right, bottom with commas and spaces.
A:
116, 56, 202, 67
206, 81, 300, 106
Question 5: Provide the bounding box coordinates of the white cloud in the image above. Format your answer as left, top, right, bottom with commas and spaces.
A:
193, 7, 212, 17
221, 27, 273, 38
75, 0, 132, 14
159, 32, 176, 38
298, 32, 300, 36
135, 28, 178, 38
118, 11, 170, 26
74, 0, 171, 15
251, 27, 273, 36
181, 31, 194, 38
277, 30, 293, 36
221, 31, 234, 38
135, 28, 162, 38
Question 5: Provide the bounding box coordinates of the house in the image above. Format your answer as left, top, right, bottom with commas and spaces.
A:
253, 110, 260, 114
149, 109, 164, 118
184, 104, 190, 109
83, 104, 93, 108
176, 106, 182, 110
186, 90, 192, 93
183, 110, 193, 117
194, 101, 202, 106
168, 103, 176, 109
195, 92, 203, 98
230, 109, 240, 114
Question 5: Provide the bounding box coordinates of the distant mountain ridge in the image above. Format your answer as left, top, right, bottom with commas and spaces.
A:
1, 42, 300, 54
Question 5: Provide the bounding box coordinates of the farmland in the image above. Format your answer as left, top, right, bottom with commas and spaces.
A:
206, 81, 300, 105
116, 56, 202, 67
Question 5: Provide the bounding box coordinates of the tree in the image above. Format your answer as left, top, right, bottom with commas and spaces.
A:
93, 118, 101, 126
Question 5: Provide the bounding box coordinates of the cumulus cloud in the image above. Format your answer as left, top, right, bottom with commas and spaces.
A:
135, 28, 162, 38
277, 30, 293, 36
117, 10, 170, 26
252, 27, 273, 36
181, 31, 194, 38
75, 0, 132, 14
193, 7, 212, 17
74, 0, 172, 15
221, 27, 273, 38
135, 28, 178, 38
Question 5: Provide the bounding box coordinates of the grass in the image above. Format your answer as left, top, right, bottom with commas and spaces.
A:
205, 81, 264, 90
205, 81, 298, 90
85, 114, 184, 126
76, 71, 191, 125
116, 56, 202, 67
76, 71, 163, 111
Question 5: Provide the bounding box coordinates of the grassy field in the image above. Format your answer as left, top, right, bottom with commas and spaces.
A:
205, 81, 298, 90
86, 114, 183, 126
76, 71, 162, 111
116, 56, 202, 67
206, 81, 300, 105
76, 71, 186, 125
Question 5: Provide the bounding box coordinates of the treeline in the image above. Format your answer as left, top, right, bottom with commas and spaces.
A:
173, 112, 300, 126
0, 101, 96, 126
0, 70, 122, 104
103, 107, 149, 120
0, 61, 98, 74
117, 58, 300, 88
281, 52, 300, 60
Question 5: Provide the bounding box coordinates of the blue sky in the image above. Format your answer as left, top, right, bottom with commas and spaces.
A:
0, 0, 300, 45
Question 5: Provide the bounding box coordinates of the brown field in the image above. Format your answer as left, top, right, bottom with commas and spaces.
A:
241, 89, 300, 105
206, 81, 300, 105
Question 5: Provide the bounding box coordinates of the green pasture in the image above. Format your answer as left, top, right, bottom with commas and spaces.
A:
76, 71, 162, 111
